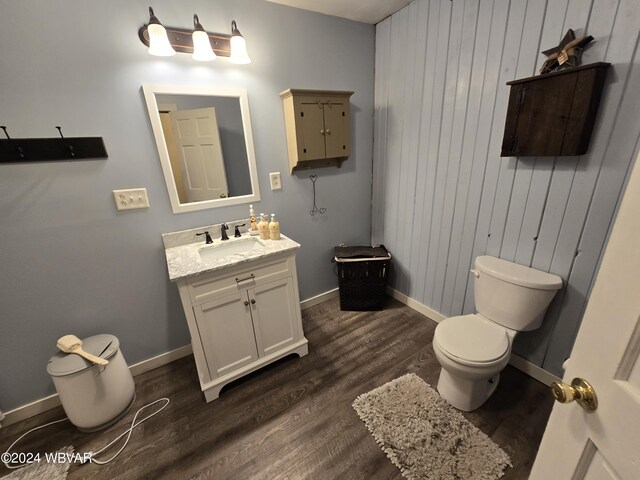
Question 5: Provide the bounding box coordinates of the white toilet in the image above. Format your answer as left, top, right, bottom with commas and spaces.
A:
433, 255, 563, 411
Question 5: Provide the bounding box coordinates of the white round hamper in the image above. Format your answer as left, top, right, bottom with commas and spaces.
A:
47, 334, 135, 431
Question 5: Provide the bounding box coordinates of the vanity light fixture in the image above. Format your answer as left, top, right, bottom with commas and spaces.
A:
192, 14, 216, 61
230, 21, 251, 64
138, 7, 251, 64
146, 7, 175, 57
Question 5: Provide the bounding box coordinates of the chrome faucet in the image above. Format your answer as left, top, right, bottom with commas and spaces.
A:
220, 224, 229, 241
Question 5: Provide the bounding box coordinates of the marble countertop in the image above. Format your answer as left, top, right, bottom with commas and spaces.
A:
163, 226, 300, 281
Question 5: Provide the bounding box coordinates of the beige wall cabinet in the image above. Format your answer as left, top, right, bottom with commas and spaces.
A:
280, 89, 354, 173
176, 253, 308, 402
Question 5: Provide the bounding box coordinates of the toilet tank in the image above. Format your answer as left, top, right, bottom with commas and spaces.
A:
474, 256, 563, 331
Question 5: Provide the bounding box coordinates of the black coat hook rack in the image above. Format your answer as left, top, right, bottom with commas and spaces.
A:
0, 126, 108, 163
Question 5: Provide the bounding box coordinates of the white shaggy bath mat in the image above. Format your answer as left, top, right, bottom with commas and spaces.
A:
353, 373, 511, 480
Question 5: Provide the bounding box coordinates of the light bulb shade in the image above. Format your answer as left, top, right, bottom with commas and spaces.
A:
147, 23, 175, 56
230, 21, 251, 64
191, 15, 216, 61
192, 30, 216, 61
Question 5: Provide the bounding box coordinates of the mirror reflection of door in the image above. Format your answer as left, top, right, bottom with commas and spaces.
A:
160, 106, 229, 203
143, 85, 260, 214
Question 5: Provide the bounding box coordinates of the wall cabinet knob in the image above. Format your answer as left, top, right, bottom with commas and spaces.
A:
244, 300, 249, 306
320, 129, 325, 135
326, 129, 331, 135
250, 299, 256, 305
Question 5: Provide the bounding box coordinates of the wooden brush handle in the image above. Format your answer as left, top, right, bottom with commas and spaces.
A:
72, 346, 109, 366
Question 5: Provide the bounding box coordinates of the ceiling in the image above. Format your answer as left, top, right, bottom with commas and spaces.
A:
263, 0, 412, 24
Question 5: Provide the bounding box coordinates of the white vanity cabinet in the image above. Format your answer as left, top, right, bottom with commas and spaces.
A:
176, 251, 308, 402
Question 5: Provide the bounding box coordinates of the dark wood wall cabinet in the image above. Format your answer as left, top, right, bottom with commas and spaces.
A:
501, 62, 610, 157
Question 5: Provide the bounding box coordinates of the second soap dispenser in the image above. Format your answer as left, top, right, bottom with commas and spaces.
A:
258, 213, 270, 240
269, 214, 281, 240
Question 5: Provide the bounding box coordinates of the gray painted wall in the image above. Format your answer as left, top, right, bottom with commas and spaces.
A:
373, 0, 640, 376
155, 93, 252, 196
0, 0, 374, 411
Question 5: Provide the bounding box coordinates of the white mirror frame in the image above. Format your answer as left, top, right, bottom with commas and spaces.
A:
142, 84, 261, 213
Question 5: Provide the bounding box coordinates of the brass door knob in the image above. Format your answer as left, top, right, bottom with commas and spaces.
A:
551, 378, 598, 411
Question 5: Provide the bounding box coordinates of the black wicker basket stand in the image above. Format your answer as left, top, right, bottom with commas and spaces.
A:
333, 245, 392, 311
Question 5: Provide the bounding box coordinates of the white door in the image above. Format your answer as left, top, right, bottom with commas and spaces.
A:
530, 153, 640, 479
169, 107, 228, 203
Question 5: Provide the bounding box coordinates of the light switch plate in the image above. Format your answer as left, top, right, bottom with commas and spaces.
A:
270, 172, 282, 191
113, 188, 150, 211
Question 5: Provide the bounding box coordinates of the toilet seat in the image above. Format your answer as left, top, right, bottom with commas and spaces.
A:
435, 314, 510, 366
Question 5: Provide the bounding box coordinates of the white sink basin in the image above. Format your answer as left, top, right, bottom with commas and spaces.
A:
199, 237, 264, 263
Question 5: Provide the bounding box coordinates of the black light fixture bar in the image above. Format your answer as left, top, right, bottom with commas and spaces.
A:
138, 25, 231, 56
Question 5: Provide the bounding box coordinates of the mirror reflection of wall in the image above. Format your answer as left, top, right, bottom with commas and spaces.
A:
156, 94, 252, 203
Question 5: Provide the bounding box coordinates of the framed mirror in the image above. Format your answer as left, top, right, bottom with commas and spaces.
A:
143, 84, 260, 213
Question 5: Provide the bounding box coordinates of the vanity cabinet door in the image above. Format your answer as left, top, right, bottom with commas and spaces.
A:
195, 291, 259, 379
249, 277, 300, 357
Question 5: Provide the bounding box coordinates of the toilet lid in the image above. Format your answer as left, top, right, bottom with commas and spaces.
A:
435, 314, 509, 364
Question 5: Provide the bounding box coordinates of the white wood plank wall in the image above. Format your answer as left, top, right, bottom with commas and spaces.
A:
373, 0, 640, 376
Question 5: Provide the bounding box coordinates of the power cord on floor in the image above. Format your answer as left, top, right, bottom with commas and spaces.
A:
88, 398, 169, 465
1, 417, 68, 469
2, 397, 170, 470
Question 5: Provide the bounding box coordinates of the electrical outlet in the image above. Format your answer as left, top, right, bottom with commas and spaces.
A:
113, 188, 150, 211
269, 172, 282, 191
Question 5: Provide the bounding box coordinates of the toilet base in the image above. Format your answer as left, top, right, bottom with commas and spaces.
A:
436, 368, 500, 411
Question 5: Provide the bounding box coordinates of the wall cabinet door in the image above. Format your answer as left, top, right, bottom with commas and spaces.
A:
323, 101, 350, 158
298, 101, 350, 161
299, 103, 327, 161
250, 277, 300, 357
195, 291, 259, 379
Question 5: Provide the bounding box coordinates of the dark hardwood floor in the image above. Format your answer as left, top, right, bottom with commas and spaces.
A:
0, 297, 553, 479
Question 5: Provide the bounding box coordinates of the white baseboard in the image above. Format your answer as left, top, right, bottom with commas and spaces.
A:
386, 287, 446, 322
128, 344, 193, 377
386, 287, 562, 387
1, 344, 194, 428
300, 288, 339, 310
1, 291, 338, 428
0, 394, 61, 429
508, 353, 561, 386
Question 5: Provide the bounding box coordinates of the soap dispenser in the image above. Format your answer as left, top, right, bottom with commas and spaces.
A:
258, 213, 270, 240
249, 205, 259, 235
269, 214, 281, 240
